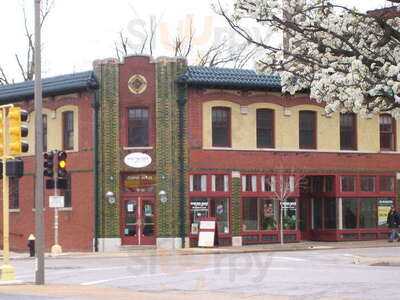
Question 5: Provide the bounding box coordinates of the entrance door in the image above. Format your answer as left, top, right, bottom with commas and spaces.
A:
121, 197, 156, 245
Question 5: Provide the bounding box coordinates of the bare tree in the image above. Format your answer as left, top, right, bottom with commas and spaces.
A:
0, 0, 54, 85
264, 156, 304, 245
115, 16, 157, 61
115, 14, 258, 68
196, 39, 258, 68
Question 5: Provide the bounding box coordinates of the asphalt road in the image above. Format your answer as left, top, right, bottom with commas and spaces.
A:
2, 247, 400, 299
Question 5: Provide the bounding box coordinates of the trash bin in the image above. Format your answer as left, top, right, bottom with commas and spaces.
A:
27, 234, 35, 257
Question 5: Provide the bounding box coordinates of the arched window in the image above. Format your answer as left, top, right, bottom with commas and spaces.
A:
380, 114, 396, 151
62, 111, 74, 150
299, 111, 316, 149
212, 107, 231, 147
256, 109, 274, 148
340, 113, 357, 150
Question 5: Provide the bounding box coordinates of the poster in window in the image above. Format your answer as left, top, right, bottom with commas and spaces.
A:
378, 198, 393, 226
144, 204, 153, 216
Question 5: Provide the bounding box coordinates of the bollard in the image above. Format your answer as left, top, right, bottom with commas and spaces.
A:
27, 234, 35, 257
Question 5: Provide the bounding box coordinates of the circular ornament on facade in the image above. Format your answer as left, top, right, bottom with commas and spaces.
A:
124, 152, 152, 168
128, 74, 147, 95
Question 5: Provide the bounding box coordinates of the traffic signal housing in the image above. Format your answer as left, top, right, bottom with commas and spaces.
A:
57, 151, 67, 178
43, 151, 54, 177
8, 107, 29, 156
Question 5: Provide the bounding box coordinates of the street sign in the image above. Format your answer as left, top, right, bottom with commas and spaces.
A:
49, 196, 64, 208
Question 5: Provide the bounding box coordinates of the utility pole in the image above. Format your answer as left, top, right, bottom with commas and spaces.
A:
34, 0, 45, 285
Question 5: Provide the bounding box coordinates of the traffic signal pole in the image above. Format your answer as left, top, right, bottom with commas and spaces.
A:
51, 151, 62, 255
0, 105, 16, 281
34, 0, 45, 285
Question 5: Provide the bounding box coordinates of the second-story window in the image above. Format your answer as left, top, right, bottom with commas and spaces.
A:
62, 111, 74, 151
212, 107, 230, 147
380, 114, 396, 151
299, 111, 316, 149
257, 109, 274, 148
128, 108, 149, 147
43, 114, 47, 152
340, 113, 357, 150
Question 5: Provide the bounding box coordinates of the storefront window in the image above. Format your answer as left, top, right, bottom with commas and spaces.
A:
324, 198, 337, 229
190, 198, 229, 234
359, 198, 377, 228
380, 176, 395, 192
343, 198, 357, 229
123, 174, 155, 193
243, 198, 258, 231
190, 198, 208, 234
361, 176, 375, 192
325, 176, 334, 193
313, 198, 322, 229
341, 176, 355, 192
260, 198, 278, 230
282, 198, 297, 230
211, 198, 229, 234
191, 175, 207, 192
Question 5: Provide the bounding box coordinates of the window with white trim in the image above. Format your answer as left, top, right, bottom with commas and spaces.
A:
261, 175, 276, 192
242, 175, 257, 192
211, 175, 229, 192
190, 175, 207, 192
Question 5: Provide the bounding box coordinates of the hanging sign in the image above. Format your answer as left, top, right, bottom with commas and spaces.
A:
124, 153, 152, 168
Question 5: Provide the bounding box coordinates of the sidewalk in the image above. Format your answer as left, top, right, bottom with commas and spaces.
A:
0, 284, 346, 300
3, 239, 399, 260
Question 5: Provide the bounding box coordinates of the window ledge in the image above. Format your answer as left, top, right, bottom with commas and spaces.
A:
32, 209, 46, 212
123, 147, 153, 150
10, 209, 20, 213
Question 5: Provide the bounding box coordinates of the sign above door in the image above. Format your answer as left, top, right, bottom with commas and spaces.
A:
124, 152, 152, 168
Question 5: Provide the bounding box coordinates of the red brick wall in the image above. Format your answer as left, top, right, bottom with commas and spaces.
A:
119, 56, 156, 170
0, 92, 95, 252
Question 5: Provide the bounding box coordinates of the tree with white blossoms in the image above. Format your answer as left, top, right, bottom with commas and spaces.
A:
218, 0, 400, 117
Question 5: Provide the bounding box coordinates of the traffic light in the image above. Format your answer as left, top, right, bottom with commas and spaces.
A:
43, 151, 54, 177
6, 159, 24, 178
8, 107, 29, 156
57, 151, 67, 178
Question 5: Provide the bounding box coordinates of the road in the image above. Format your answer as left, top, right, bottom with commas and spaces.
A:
1, 246, 400, 299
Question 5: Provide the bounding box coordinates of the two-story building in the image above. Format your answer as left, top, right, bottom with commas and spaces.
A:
0, 56, 398, 251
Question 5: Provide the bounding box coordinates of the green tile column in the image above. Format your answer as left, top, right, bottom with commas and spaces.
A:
94, 60, 121, 241
231, 173, 242, 237
155, 58, 188, 240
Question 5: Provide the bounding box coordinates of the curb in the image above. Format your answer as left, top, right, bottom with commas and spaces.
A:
5, 242, 399, 260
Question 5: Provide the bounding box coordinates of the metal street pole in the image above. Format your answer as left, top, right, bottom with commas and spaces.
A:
51, 151, 62, 255
34, 0, 45, 285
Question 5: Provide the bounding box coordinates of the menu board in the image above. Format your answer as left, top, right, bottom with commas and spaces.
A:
198, 220, 216, 247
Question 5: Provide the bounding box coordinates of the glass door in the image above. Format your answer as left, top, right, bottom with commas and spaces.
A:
141, 199, 156, 245
122, 198, 139, 245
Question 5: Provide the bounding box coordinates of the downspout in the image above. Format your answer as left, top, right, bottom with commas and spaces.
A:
92, 81, 100, 252
177, 77, 187, 248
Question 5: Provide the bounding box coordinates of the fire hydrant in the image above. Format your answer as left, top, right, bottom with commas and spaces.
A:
27, 234, 35, 257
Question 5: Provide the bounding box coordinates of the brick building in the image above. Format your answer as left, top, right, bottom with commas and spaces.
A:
0, 71, 98, 251
0, 55, 399, 251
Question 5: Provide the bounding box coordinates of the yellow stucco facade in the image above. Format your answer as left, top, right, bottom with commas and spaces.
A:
203, 100, 400, 153
25, 105, 79, 156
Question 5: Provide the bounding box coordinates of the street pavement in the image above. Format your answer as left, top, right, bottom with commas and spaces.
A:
0, 245, 399, 299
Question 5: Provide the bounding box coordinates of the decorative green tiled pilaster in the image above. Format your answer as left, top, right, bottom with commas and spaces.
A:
231, 175, 242, 236
94, 61, 120, 238
155, 58, 187, 238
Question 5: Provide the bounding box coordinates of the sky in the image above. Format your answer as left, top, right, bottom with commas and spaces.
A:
0, 0, 391, 82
